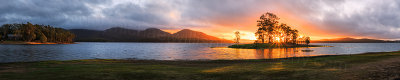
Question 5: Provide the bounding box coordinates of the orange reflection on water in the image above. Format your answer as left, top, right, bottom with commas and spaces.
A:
212, 47, 321, 60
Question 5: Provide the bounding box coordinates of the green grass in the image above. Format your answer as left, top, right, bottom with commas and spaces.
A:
228, 43, 326, 49
1, 52, 400, 80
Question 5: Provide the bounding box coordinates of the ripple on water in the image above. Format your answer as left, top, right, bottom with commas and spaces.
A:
1, 43, 400, 62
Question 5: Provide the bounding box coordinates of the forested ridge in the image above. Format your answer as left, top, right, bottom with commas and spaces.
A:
70, 27, 233, 43
0, 22, 75, 43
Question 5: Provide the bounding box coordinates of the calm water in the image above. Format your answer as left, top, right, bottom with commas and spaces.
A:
1, 42, 400, 63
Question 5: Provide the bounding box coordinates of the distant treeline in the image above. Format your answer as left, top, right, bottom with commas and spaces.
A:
0, 22, 75, 43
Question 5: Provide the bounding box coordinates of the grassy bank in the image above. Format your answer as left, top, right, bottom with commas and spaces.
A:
228, 43, 326, 49
1, 51, 400, 80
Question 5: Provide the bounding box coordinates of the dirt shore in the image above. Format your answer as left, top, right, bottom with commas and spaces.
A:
341, 56, 400, 80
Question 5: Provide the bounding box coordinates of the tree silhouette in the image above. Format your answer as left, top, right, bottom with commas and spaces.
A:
255, 12, 305, 44
0, 22, 75, 43
290, 30, 298, 44
255, 28, 266, 43
256, 12, 279, 43
305, 37, 310, 45
234, 31, 240, 44
280, 24, 292, 43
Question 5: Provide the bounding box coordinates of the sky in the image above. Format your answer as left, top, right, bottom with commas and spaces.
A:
1, 0, 400, 40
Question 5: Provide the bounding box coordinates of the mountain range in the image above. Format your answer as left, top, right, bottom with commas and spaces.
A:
69, 27, 233, 43
311, 37, 400, 43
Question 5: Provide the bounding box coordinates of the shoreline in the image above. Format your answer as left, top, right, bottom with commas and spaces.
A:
1, 51, 400, 80
0, 50, 398, 63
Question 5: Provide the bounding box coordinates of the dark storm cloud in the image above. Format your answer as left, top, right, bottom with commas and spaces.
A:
0, 0, 274, 30
179, 0, 273, 27
1, 0, 400, 39
272, 0, 400, 39
0, 0, 107, 26
102, 1, 178, 27
311, 0, 400, 39
97, 0, 274, 29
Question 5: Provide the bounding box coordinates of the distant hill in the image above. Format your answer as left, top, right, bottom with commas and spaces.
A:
311, 37, 400, 43
68, 29, 105, 42
69, 27, 233, 43
172, 29, 223, 42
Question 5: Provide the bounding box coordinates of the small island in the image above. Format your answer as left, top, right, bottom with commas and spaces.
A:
229, 12, 324, 49
0, 22, 75, 44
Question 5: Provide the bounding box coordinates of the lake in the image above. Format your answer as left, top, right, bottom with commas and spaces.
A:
1, 42, 400, 63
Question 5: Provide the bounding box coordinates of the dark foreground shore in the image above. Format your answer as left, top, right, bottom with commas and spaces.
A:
1, 51, 400, 80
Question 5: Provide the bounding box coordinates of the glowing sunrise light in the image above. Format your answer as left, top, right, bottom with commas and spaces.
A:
246, 36, 257, 40
233, 31, 258, 40
275, 37, 280, 42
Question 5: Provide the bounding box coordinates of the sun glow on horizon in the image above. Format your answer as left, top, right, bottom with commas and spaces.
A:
161, 10, 345, 41
232, 31, 258, 40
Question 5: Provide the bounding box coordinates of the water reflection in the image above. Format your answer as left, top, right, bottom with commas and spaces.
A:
1, 43, 400, 63
213, 47, 320, 60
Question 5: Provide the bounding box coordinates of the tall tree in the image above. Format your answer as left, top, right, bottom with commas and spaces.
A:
234, 31, 240, 44
255, 28, 266, 43
38, 32, 47, 42
291, 30, 298, 44
256, 12, 279, 43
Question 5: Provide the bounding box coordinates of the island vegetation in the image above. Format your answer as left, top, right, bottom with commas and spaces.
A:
229, 12, 321, 49
0, 22, 75, 44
